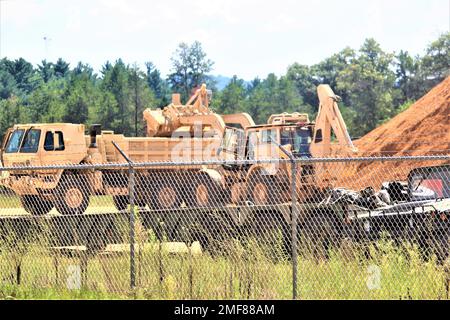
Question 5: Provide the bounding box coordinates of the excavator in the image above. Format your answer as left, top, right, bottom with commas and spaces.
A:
184, 84, 357, 208
143, 84, 255, 138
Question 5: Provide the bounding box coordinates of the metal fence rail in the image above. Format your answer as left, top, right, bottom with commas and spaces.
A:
0, 155, 449, 299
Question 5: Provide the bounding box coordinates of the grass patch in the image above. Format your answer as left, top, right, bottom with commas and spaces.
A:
0, 231, 448, 300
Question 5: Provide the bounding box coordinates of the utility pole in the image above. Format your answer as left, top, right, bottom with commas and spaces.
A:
43, 36, 52, 60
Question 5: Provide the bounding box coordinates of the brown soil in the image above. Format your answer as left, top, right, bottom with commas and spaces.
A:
332, 76, 450, 189
355, 76, 450, 157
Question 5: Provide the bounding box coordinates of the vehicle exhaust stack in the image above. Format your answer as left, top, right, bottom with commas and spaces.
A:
89, 124, 102, 148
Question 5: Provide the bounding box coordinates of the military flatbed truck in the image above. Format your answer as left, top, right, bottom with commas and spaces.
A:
298, 164, 450, 261
0, 165, 448, 262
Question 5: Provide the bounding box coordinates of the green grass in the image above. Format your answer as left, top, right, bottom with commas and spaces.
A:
0, 194, 21, 208
0, 233, 448, 300
0, 195, 114, 209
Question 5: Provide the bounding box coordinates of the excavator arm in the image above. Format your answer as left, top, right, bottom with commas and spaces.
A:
309, 84, 357, 157
143, 84, 256, 138
143, 84, 225, 137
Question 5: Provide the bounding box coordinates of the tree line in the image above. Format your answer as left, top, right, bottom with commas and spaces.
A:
0, 32, 448, 140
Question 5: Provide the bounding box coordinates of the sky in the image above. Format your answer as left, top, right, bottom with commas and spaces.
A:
0, 0, 449, 80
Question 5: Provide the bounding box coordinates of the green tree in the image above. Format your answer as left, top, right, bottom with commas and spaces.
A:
244, 73, 305, 124
395, 50, 422, 102
54, 58, 70, 78
0, 96, 25, 137
213, 75, 247, 114
130, 63, 156, 136
6, 58, 37, 94
27, 78, 66, 123
94, 91, 121, 133
312, 47, 356, 106
100, 59, 131, 134
37, 60, 55, 83
0, 66, 18, 99
337, 38, 398, 136
61, 63, 98, 124
421, 32, 450, 88
286, 63, 318, 110
145, 61, 169, 106
168, 41, 214, 101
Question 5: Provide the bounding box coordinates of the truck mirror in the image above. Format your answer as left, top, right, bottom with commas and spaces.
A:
89, 124, 102, 148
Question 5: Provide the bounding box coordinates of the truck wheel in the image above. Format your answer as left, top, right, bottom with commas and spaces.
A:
152, 180, 181, 210
55, 175, 90, 215
301, 213, 339, 261
247, 173, 279, 205
20, 195, 53, 216
113, 195, 128, 211
250, 211, 291, 261
190, 174, 223, 208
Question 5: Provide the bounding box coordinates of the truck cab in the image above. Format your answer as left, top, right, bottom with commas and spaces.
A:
220, 112, 314, 163
0, 123, 89, 198
1, 123, 88, 168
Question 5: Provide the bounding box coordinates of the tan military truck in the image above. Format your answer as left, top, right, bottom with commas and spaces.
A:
0, 84, 355, 216
0, 85, 254, 215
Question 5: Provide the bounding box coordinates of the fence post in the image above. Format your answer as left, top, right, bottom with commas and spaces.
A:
129, 164, 136, 290
111, 141, 136, 290
291, 160, 298, 300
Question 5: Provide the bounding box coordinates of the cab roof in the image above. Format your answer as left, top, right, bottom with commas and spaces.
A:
12, 123, 84, 128
246, 122, 314, 129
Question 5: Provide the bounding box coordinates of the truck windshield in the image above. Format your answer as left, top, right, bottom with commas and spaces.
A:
280, 127, 311, 157
5, 129, 25, 153
293, 128, 312, 157
4, 129, 41, 153
20, 129, 41, 153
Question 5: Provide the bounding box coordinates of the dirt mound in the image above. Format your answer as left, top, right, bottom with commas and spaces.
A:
334, 76, 450, 189
355, 76, 450, 157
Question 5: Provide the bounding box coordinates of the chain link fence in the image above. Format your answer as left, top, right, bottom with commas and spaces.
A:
0, 155, 449, 299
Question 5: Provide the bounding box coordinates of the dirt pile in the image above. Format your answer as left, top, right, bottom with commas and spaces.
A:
355, 76, 450, 157
334, 76, 450, 189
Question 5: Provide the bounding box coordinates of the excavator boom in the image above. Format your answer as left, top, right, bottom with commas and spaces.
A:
143, 84, 255, 138
310, 84, 357, 157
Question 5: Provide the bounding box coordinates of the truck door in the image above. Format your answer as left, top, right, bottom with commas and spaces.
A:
258, 128, 279, 159
42, 130, 67, 165
221, 127, 245, 161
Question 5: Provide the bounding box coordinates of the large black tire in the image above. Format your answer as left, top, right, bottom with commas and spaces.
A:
113, 195, 128, 211
112, 195, 145, 211
300, 212, 340, 261
187, 173, 224, 208
244, 210, 291, 262
54, 174, 90, 215
247, 172, 281, 206
20, 195, 53, 216
150, 177, 182, 210
185, 211, 235, 256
